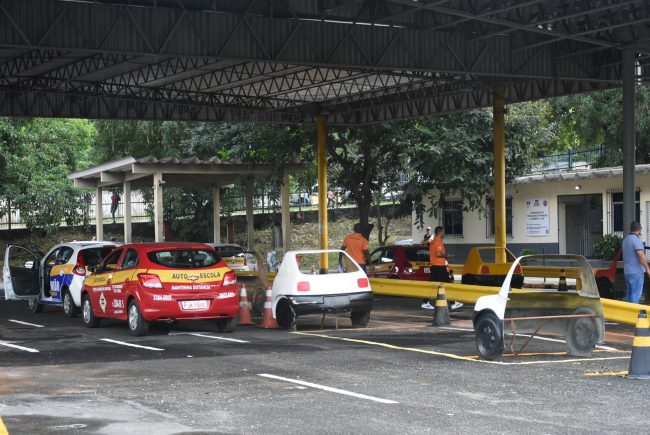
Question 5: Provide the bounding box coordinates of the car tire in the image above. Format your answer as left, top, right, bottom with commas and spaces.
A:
27, 298, 43, 314
566, 310, 598, 357
216, 317, 238, 333
251, 287, 266, 317
350, 310, 370, 328
128, 300, 149, 336
62, 289, 79, 318
461, 274, 477, 286
475, 312, 504, 360
81, 294, 101, 328
596, 277, 613, 299
276, 299, 297, 331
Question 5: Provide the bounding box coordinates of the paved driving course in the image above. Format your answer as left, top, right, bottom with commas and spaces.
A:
0, 295, 648, 434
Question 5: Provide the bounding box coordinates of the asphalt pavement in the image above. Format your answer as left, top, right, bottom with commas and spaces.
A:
0, 295, 648, 434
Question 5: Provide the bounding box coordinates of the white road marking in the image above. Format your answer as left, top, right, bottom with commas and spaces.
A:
0, 340, 39, 353
441, 326, 618, 351
258, 373, 398, 404
168, 331, 249, 343
100, 338, 164, 351
8, 319, 45, 328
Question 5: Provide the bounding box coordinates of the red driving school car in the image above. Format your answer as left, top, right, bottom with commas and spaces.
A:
367, 244, 434, 280
81, 243, 239, 336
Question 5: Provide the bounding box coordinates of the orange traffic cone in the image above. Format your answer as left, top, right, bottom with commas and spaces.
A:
237, 284, 255, 325
258, 286, 279, 329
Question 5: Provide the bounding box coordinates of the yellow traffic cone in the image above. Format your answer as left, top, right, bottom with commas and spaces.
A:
432, 283, 450, 326
628, 310, 650, 379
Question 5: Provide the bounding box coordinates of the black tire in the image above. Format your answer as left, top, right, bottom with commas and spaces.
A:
216, 316, 238, 333
128, 299, 149, 336
62, 289, 79, 318
461, 274, 477, 286
81, 294, 101, 328
276, 299, 297, 331
251, 287, 266, 317
566, 312, 598, 357
350, 310, 370, 328
474, 312, 504, 360
510, 275, 524, 289
596, 277, 613, 299
27, 298, 43, 314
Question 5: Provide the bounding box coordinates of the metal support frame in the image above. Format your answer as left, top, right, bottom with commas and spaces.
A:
281, 170, 291, 253
123, 181, 132, 243
245, 180, 255, 251
317, 115, 329, 273
213, 186, 221, 244
493, 90, 506, 263
153, 172, 164, 242
95, 186, 103, 241
623, 49, 637, 232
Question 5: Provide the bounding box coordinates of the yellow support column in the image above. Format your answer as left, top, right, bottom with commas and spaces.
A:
317, 115, 329, 273
493, 90, 506, 263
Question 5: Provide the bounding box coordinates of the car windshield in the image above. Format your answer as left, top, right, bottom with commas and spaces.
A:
148, 249, 221, 269
406, 247, 430, 262
81, 247, 114, 267
477, 247, 516, 263
517, 255, 599, 297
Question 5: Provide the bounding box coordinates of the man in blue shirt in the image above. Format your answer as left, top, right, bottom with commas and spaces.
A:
622, 221, 650, 303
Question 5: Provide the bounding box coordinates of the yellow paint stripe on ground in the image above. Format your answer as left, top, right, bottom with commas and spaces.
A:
293, 332, 631, 366
584, 371, 628, 377
0, 416, 9, 435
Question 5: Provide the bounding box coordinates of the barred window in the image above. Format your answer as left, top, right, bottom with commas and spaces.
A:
486, 197, 513, 238
442, 199, 463, 237
610, 190, 640, 234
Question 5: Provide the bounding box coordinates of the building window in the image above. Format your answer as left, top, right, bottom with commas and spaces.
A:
487, 197, 513, 238
610, 190, 640, 234
442, 199, 463, 237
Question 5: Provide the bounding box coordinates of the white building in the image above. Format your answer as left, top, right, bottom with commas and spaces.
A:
412, 164, 650, 262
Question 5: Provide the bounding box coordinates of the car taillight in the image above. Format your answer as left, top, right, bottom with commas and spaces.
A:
514, 265, 522, 274
138, 273, 163, 289
357, 278, 369, 288
73, 264, 86, 276
297, 281, 310, 292
223, 271, 237, 287
480, 265, 490, 274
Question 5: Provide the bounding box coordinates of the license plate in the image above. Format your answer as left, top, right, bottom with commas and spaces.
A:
424, 268, 431, 273
181, 300, 209, 310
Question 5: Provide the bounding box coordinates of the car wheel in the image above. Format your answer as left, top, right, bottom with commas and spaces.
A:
62, 289, 79, 318
251, 287, 266, 317
350, 310, 370, 328
596, 277, 613, 299
27, 298, 43, 314
566, 311, 598, 357
216, 317, 238, 333
81, 294, 101, 328
461, 274, 477, 286
276, 299, 297, 331
128, 300, 149, 336
475, 312, 504, 360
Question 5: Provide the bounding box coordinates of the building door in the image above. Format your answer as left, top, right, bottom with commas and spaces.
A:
558, 194, 603, 257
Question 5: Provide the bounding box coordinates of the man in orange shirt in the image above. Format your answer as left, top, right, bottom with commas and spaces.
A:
422, 226, 462, 310
339, 223, 370, 272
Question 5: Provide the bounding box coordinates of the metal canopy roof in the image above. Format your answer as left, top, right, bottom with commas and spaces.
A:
1, 0, 650, 124
68, 155, 307, 188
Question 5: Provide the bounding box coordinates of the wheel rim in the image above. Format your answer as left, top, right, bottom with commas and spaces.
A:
129, 304, 138, 331
63, 293, 71, 314
83, 299, 91, 323
478, 322, 497, 353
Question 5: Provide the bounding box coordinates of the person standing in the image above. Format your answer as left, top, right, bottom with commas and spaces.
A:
622, 221, 650, 303
422, 226, 462, 310
421, 226, 433, 246
339, 223, 370, 272
110, 191, 120, 224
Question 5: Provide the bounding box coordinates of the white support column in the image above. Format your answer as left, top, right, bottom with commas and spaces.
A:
281, 170, 290, 252
123, 181, 132, 243
95, 186, 103, 241
213, 186, 221, 243
153, 172, 164, 242
245, 180, 254, 250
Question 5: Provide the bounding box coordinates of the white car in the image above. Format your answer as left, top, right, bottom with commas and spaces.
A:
3, 242, 118, 316
271, 249, 373, 331
207, 243, 258, 272
473, 254, 605, 360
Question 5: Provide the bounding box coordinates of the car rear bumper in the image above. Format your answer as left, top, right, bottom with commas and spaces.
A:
141, 293, 239, 321
288, 291, 373, 316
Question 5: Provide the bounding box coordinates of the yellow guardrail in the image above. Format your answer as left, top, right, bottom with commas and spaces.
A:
369, 277, 649, 326
450, 264, 584, 279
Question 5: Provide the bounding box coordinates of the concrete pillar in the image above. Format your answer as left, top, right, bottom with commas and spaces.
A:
123, 181, 132, 243
317, 115, 328, 272
493, 89, 507, 264
153, 172, 164, 242
623, 49, 637, 230
95, 186, 103, 241
281, 170, 291, 252
213, 186, 221, 244
245, 180, 254, 250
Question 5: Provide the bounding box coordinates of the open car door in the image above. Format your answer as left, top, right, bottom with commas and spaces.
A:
3, 245, 41, 300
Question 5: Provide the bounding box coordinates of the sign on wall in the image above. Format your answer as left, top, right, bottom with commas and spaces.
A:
526, 197, 550, 236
